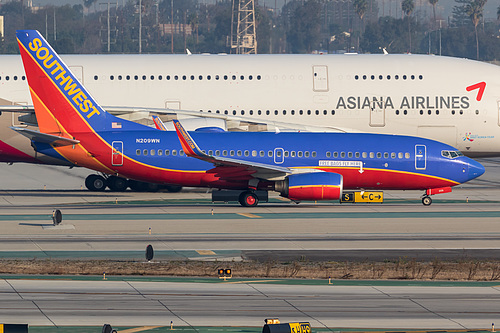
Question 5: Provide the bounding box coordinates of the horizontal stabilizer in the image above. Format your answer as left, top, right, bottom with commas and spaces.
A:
10, 127, 80, 146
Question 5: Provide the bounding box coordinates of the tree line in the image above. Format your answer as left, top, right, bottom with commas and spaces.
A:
0, 0, 498, 61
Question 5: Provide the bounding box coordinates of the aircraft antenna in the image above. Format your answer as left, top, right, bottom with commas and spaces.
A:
230, 0, 257, 54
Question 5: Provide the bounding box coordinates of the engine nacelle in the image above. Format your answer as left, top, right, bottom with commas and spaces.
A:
275, 172, 343, 201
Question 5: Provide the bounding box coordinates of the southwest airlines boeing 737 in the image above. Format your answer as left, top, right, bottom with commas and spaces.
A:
13, 30, 484, 206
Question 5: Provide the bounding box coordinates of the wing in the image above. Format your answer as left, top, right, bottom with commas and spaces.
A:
172, 119, 291, 181
10, 127, 80, 147
0, 105, 356, 133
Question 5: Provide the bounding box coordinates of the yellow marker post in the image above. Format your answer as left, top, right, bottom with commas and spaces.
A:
492, 323, 495, 332
170, 321, 173, 330
103, 272, 107, 280
328, 277, 332, 285
211, 209, 214, 215
149, 228, 151, 235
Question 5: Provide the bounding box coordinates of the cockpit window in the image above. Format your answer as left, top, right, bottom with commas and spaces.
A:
442, 150, 463, 159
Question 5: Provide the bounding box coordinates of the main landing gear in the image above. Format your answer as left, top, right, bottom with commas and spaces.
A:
238, 191, 259, 207
84, 174, 182, 193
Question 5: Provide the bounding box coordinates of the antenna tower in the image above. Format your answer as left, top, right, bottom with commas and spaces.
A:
230, 0, 257, 54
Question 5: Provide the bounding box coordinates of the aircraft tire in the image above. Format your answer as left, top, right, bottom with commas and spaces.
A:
422, 196, 432, 206
165, 185, 182, 193
85, 175, 107, 192
239, 191, 259, 207
107, 176, 128, 192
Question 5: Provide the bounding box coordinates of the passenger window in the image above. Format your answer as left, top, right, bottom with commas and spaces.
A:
165, 150, 170, 156
333, 152, 338, 158
398, 152, 403, 158
305, 151, 310, 158
244, 150, 250, 157
180, 151, 185, 156
260, 151, 265, 157
384, 152, 389, 158
150, 149, 155, 156
312, 151, 316, 157
291, 151, 296, 157
326, 152, 331, 158
298, 151, 303, 157
369, 152, 374, 158
237, 150, 242, 156
223, 150, 228, 156
362, 152, 367, 158
284, 151, 289, 157
230, 150, 235, 156
208, 150, 213, 156
276, 150, 282, 157
377, 153, 382, 158
405, 152, 410, 159
391, 152, 396, 158
136, 149, 141, 155
158, 150, 163, 156
355, 152, 360, 158
215, 150, 220, 156
172, 150, 177, 156
143, 149, 148, 156
348, 152, 353, 158
341, 152, 346, 158
268, 151, 273, 157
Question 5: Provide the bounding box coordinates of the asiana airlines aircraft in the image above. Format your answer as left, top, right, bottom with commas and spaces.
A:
12, 30, 485, 206
0, 31, 498, 191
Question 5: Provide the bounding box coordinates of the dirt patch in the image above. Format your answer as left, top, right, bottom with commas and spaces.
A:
2, 258, 500, 281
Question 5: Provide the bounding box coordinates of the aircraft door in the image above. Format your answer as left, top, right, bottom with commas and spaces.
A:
415, 145, 426, 170
274, 148, 284, 164
369, 98, 385, 127
112, 141, 123, 166
313, 66, 329, 92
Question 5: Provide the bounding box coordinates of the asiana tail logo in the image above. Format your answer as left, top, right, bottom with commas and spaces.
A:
463, 132, 494, 141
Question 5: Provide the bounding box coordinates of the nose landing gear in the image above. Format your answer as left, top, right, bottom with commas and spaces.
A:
422, 196, 432, 206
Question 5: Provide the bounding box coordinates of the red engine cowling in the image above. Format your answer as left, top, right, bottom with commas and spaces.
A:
275, 172, 343, 201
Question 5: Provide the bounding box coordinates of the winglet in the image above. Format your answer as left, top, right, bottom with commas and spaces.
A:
172, 119, 207, 158
152, 115, 167, 131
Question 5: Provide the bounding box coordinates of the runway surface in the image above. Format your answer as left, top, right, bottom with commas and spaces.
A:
1, 277, 500, 329
1, 161, 500, 329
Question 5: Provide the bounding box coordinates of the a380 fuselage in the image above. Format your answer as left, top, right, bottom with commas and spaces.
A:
0, 53, 499, 164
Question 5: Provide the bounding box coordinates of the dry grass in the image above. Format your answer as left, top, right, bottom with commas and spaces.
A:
2, 259, 500, 281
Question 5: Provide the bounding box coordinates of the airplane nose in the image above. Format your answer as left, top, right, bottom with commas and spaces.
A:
468, 159, 485, 180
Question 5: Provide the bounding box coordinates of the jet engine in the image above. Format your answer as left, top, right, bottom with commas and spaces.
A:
274, 172, 343, 201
